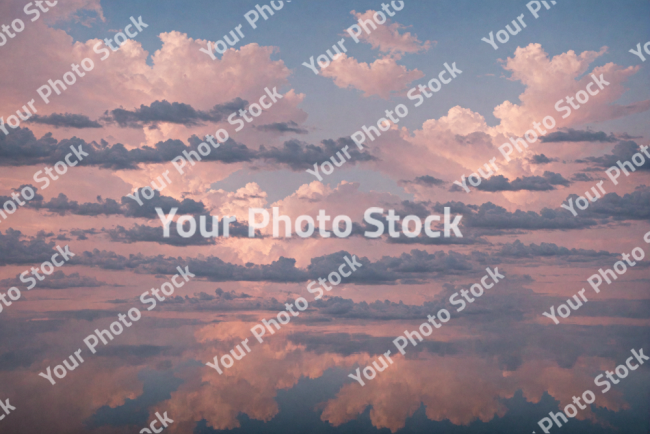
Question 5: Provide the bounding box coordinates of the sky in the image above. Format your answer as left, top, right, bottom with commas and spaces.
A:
0, 0, 649, 433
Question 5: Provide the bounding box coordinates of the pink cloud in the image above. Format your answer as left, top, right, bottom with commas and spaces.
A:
349, 10, 432, 58
493, 44, 650, 135
321, 54, 424, 98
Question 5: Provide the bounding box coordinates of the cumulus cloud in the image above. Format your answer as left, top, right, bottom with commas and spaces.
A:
348, 10, 432, 58
1, 31, 300, 148
493, 44, 650, 136
321, 54, 424, 98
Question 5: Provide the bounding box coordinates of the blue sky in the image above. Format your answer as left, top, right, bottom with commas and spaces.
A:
61, 0, 650, 139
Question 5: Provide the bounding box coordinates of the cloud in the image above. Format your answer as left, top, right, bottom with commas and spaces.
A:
101, 98, 247, 128
1, 127, 372, 172
0, 184, 44, 209
0, 127, 256, 169
570, 173, 596, 182
0, 0, 105, 27
68, 248, 484, 285
0, 229, 58, 266
498, 240, 615, 260
493, 44, 650, 136
213, 287, 251, 300
258, 138, 376, 170
31, 190, 206, 219
321, 54, 424, 98
399, 175, 445, 187
435, 202, 596, 230
255, 121, 308, 134
94, 345, 177, 360
528, 154, 558, 164
0, 271, 115, 289
31, 194, 124, 217
348, 10, 432, 58
68, 228, 100, 240
104, 220, 251, 246
475, 172, 571, 192
1, 31, 296, 135
578, 141, 650, 171
45, 309, 119, 321
581, 188, 650, 220
105, 224, 215, 246
26, 113, 103, 129
541, 129, 618, 143
0, 347, 47, 371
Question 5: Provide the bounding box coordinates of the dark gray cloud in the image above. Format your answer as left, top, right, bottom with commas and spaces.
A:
120, 189, 207, 218
102, 98, 247, 128
581, 188, 650, 220
36, 230, 54, 239
578, 141, 650, 171
161, 293, 283, 312
433, 201, 596, 230
0, 184, 44, 210
306, 250, 475, 285
498, 240, 616, 261
0, 127, 374, 172
0, 229, 58, 266
0, 347, 48, 371
214, 287, 251, 299
27, 113, 102, 129
541, 129, 617, 143
255, 121, 308, 134
0, 270, 116, 289
0, 128, 256, 169
434, 189, 650, 233
68, 247, 483, 285
528, 154, 558, 164
68, 228, 100, 240
30, 190, 206, 219
318, 201, 486, 246
104, 219, 251, 246
30, 194, 122, 216
105, 224, 214, 246
570, 173, 596, 182
257, 138, 376, 170
476, 172, 570, 192
400, 175, 445, 187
